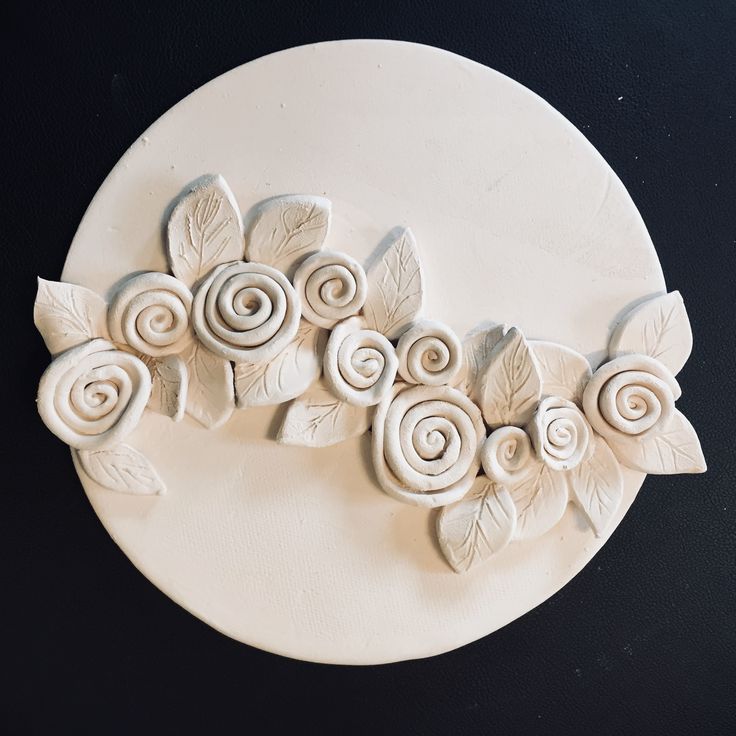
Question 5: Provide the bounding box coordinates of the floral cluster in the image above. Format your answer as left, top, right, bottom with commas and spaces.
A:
34, 175, 706, 572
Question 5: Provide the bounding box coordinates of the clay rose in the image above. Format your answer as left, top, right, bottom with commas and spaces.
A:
292, 250, 367, 328
527, 396, 591, 471
372, 383, 485, 507
396, 319, 463, 386
481, 425, 534, 484
37, 339, 151, 450
192, 261, 301, 362
108, 272, 193, 357
323, 316, 398, 406
582, 354, 680, 441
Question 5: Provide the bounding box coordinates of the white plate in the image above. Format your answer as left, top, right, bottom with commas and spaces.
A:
63, 40, 663, 664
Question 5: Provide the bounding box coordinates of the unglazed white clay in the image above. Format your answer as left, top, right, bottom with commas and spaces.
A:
166, 174, 245, 288
180, 341, 234, 429
146, 354, 188, 422
37, 339, 150, 450
481, 426, 535, 485
396, 319, 463, 386
455, 322, 507, 401
372, 383, 485, 507
323, 316, 398, 407
191, 260, 301, 363
77, 443, 166, 495
530, 341, 592, 407
508, 462, 568, 541
527, 396, 591, 472
292, 250, 367, 328
108, 271, 193, 357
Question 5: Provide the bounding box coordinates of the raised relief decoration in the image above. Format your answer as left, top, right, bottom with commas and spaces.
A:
35, 175, 706, 571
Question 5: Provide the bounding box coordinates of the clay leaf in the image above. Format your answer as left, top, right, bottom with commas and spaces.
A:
509, 460, 568, 540
34, 277, 110, 355
606, 410, 706, 475
245, 195, 331, 276
146, 354, 188, 422
531, 340, 592, 406
182, 342, 234, 429
437, 476, 517, 573
608, 291, 692, 376
363, 228, 423, 340
278, 382, 373, 447
479, 327, 542, 428
77, 444, 165, 495
567, 436, 623, 537
456, 322, 507, 401
167, 175, 244, 287
235, 320, 327, 407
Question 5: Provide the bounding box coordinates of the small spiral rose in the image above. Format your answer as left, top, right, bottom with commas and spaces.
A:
293, 250, 367, 328
37, 339, 151, 451
372, 384, 486, 507
108, 272, 193, 357
481, 426, 534, 484
192, 261, 301, 362
396, 319, 463, 386
323, 316, 398, 406
582, 354, 680, 441
528, 396, 590, 471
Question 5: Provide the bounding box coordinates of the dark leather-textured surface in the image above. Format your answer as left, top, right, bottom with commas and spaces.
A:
4, 2, 735, 733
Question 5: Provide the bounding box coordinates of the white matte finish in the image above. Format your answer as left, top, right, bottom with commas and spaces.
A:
62, 40, 665, 664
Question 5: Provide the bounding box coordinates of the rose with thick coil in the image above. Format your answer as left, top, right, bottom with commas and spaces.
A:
323, 317, 399, 406
396, 319, 463, 386
372, 384, 486, 507
481, 426, 535, 485
582, 354, 680, 442
527, 396, 591, 471
108, 272, 193, 357
37, 339, 151, 450
293, 250, 367, 329
192, 261, 301, 362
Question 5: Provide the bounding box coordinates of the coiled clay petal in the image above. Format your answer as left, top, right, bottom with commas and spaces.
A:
192, 261, 301, 363
37, 339, 151, 450
481, 426, 534, 485
527, 396, 590, 471
396, 319, 462, 386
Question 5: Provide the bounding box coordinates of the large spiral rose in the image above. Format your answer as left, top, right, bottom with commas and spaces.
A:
582, 354, 680, 440
372, 383, 486, 507
527, 396, 590, 471
293, 250, 367, 328
481, 426, 534, 484
37, 339, 151, 450
192, 261, 300, 362
396, 319, 463, 386
323, 317, 398, 406
108, 272, 193, 357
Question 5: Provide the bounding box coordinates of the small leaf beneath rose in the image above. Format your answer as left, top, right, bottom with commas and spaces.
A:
479, 327, 542, 428
182, 342, 234, 429
235, 320, 327, 407
245, 195, 331, 276
277, 382, 372, 447
76, 444, 165, 495
146, 354, 188, 422
363, 228, 423, 340
167, 175, 244, 287
455, 322, 507, 401
509, 460, 568, 540
608, 291, 692, 376
531, 340, 592, 406
437, 476, 517, 573
567, 435, 623, 537
34, 277, 110, 355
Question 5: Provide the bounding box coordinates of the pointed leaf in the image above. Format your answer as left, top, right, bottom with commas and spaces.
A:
509, 461, 568, 540
609, 291, 692, 376
363, 228, 423, 340
167, 175, 244, 287
277, 382, 372, 447
34, 277, 110, 354
606, 410, 706, 474
437, 476, 517, 573
455, 322, 507, 401
234, 320, 327, 407
182, 342, 234, 429
567, 436, 623, 537
146, 354, 188, 421
479, 327, 542, 428
77, 444, 165, 495
245, 195, 331, 276
531, 340, 592, 406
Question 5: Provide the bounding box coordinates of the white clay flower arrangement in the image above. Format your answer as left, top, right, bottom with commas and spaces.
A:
35, 175, 706, 572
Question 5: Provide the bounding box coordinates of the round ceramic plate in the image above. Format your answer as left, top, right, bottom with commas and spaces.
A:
62, 40, 663, 664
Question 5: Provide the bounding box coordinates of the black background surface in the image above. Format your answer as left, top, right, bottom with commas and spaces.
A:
4, 2, 735, 734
